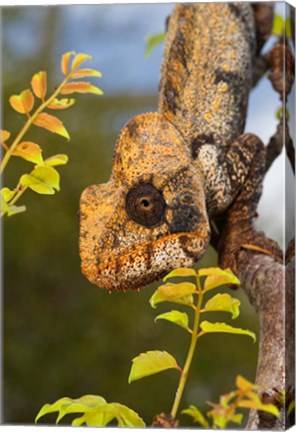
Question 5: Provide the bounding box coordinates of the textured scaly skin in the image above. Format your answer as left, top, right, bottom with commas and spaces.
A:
79, 3, 282, 291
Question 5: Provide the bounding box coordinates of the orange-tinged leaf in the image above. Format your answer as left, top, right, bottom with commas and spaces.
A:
60, 82, 103, 95
31, 71, 47, 99
71, 53, 92, 71
9, 89, 34, 114
71, 68, 102, 79
236, 375, 258, 392
9, 94, 25, 113
13, 141, 43, 165
47, 98, 75, 110
22, 89, 34, 113
0, 130, 11, 142
33, 113, 70, 140
61, 51, 75, 75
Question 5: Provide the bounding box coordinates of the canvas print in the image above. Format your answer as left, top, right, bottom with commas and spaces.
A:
2, 2, 295, 429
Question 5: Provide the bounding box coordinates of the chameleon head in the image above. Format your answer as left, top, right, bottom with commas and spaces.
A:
79, 112, 210, 291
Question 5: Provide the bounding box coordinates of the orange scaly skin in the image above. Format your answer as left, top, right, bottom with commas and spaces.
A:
79, 3, 282, 291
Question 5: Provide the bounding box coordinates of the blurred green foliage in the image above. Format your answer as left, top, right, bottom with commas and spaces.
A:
3, 7, 259, 428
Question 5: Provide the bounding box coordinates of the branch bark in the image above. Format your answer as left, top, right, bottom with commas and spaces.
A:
237, 248, 295, 429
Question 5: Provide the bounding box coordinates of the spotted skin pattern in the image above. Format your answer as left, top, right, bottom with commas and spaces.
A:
80, 3, 282, 291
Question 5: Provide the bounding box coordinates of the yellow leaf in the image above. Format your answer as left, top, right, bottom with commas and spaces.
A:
0, 130, 11, 142
60, 82, 103, 95
31, 71, 47, 99
13, 141, 43, 165
47, 98, 75, 110
198, 268, 240, 292
149, 282, 196, 308
199, 321, 256, 342
33, 113, 70, 140
9, 89, 34, 114
20, 165, 60, 195
163, 267, 197, 281
44, 154, 68, 166
203, 293, 240, 319
236, 375, 257, 392
1, 187, 15, 203
128, 351, 179, 383
71, 53, 92, 71
61, 51, 75, 75
71, 68, 102, 79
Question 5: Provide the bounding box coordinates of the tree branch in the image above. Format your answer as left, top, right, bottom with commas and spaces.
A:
237, 248, 294, 429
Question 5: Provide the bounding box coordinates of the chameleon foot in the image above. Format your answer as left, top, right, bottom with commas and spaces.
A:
217, 221, 283, 276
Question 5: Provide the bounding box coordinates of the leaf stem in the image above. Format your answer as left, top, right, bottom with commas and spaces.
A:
0, 73, 72, 174
170, 278, 204, 418
9, 185, 28, 206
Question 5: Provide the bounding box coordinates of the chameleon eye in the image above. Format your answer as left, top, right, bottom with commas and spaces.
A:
126, 183, 166, 228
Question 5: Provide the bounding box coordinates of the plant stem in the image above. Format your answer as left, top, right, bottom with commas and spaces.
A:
0, 74, 71, 174
9, 185, 28, 206
170, 286, 204, 418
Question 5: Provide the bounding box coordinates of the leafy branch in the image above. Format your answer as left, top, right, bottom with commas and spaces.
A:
1, 52, 103, 217
35, 266, 280, 428
129, 267, 256, 421
183, 375, 279, 429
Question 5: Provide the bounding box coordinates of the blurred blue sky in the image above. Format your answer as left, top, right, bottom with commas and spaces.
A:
2, 3, 294, 245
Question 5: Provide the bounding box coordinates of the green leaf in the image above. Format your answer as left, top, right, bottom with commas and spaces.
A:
44, 154, 69, 166
198, 267, 240, 291
110, 403, 146, 427
231, 413, 243, 424
182, 405, 209, 428
199, 321, 256, 342
1, 188, 26, 216
55, 395, 107, 424
128, 350, 179, 383
1, 187, 15, 203
20, 166, 60, 195
36, 397, 76, 423
145, 32, 165, 57
149, 282, 196, 308
203, 293, 240, 319
36, 394, 145, 427
155, 310, 190, 332
163, 267, 197, 281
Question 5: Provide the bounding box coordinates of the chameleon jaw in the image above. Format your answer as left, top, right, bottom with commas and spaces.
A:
81, 230, 209, 291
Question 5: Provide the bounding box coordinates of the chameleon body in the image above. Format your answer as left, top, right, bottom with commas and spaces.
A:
79, 3, 281, 291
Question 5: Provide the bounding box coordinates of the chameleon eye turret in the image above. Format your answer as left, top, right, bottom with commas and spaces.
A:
126, 183, 166, 228
79, 112, 210, 291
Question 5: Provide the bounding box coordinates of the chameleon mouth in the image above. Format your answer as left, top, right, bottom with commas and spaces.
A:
82, 230, 209, 291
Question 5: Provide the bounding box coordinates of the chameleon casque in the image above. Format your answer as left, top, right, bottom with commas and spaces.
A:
79, 2, 282, 291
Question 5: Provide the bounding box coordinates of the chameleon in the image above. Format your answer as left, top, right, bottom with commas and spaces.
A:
79, 2, 282, 291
